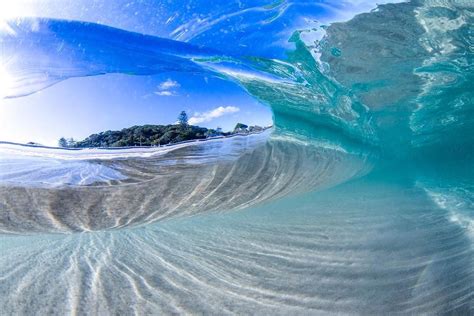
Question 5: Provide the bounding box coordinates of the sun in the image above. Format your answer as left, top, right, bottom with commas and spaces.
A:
0, 1, 34, 34
0, 2, 25, 20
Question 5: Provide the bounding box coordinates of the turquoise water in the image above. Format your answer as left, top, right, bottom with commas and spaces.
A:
1, 0, 473, 313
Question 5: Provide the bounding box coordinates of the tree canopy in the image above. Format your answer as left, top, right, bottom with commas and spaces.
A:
58, 137, 68, 147
71, 124, 215, 148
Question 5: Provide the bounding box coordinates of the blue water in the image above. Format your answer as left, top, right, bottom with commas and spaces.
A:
0, 0, 473, 314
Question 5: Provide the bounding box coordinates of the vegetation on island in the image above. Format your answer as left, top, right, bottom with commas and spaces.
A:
58, 111, 268, 148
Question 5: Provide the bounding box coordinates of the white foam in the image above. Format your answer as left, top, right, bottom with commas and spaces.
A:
422, 185, 474, 241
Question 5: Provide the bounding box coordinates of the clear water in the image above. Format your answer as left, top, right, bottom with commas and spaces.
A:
1, 0, 473, 314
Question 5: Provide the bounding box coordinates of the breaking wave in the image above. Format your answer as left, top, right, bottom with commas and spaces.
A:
0, 0, 473, 313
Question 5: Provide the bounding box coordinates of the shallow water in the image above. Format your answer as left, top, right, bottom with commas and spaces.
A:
1, 0, 473, 314
1, 170, 472, 314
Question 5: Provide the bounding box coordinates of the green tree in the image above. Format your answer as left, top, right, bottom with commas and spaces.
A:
58, 137, 68, 147
72, 124, 212, 148
178, 110, 188, 126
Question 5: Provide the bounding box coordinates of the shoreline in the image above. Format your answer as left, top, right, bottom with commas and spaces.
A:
0, 129, 272, 160
0, 129, 272, 152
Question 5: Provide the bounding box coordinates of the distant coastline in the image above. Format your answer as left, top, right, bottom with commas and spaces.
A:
54, 113, 272, 149
1, 127, 272, 151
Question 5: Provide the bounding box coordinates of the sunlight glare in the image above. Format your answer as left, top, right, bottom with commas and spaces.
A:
0, 1, 35, 34
0, 2, 25, 20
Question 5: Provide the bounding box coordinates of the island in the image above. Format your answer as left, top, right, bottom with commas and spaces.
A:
58, 111, 270, 148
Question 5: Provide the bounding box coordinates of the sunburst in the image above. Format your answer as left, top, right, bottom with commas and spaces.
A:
0, 1, 32, 35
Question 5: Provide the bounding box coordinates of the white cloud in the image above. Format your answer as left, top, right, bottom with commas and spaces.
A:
155, 78, 180, 96
189, 106, 240, 125
159, 79, 180, 90
155, 91, 174, 96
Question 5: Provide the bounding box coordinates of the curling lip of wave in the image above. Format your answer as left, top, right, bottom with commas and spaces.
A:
0, 17, 279, 99
1, 16, 378, 151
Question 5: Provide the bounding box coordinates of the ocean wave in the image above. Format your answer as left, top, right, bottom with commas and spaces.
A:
0, 0, 473, 313
0, 136, 371, 233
